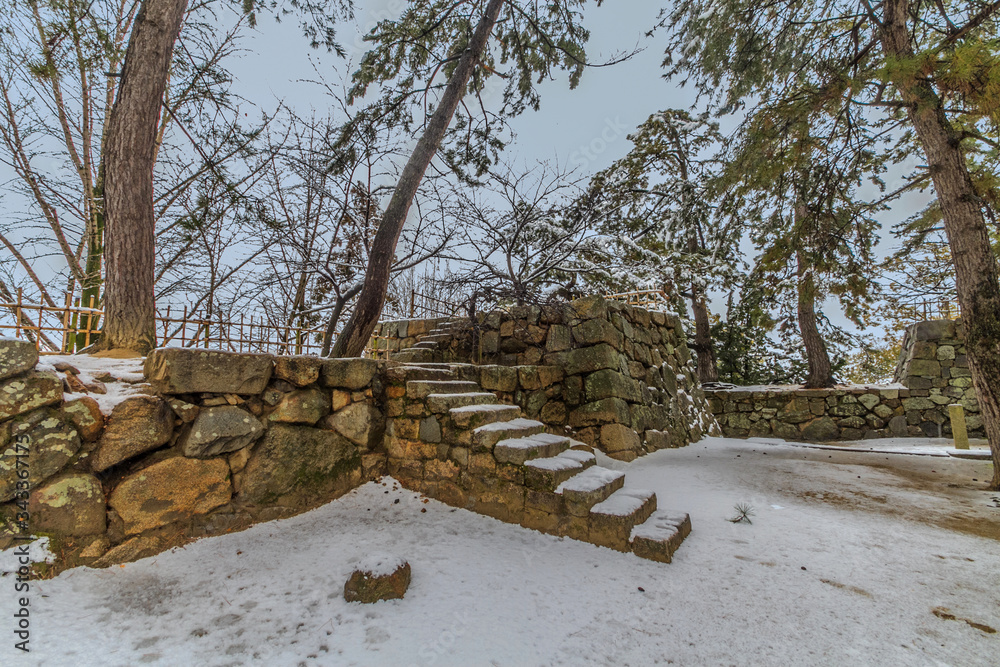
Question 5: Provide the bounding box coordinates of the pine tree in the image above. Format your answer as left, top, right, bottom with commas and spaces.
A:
659, 0, 1000, 487
331, 0, 618, 357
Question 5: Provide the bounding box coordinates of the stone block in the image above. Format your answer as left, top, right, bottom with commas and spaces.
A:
321, 358, 378, 390
913, 320, 955, 341
907, 359, 941, 376
571, 295, 608, 320
518, 365, 564, 391
28, 472, 105, 536
273, 355, 323, 386
547, 344, 621, 377
584, 369, 643, 403
109, 456, 231, 534
238, 424, 357, 504
0, 371, 62, 422
344, 558, 410, 603
600, 424, 640, 453
91, 396, 174, 472
145, 348, 273, 394
180, 406, 265, 458
801, 416, 839, 441
569, 398, 631, 428
572, 318, 624, 350
0, 338, 37, 381
546, 325, 572, 352
269, 388, 330, 425
61, 397, 105, 441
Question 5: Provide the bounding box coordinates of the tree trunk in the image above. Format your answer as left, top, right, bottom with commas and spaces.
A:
882, 0, 1000, 489
101, 0, 188, 354
330, 0, 507, 358
691, 286, 719, 383
797, 252, 833, 389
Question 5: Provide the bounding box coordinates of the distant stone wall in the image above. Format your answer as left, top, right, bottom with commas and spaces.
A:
705, 318, 983, 441
1, 343, 385, 573
376, 296, 720, 460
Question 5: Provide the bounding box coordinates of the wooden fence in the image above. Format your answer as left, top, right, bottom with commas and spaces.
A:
0, 288, 392, 358
605, 289, 672, 311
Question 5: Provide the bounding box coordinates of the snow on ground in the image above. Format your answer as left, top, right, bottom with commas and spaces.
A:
749, 436, 994, 459
38, 354, 147, 414
3, 438, 999, 666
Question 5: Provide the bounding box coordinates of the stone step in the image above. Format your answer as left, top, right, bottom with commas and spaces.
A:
426, 392, 498, 413
418, 333, 453, 343
494, 433, 571, 465
387, 365, 456, 382
450, 404, 521, 429
556, 466, 626, 516
589, 488, 657, 552
394, 348, 437, 363
472, 418, 545, 451
523, 448, 596, 491
406, 380, 481, 400
411, 341, 440, 349
629, 511, 692, 563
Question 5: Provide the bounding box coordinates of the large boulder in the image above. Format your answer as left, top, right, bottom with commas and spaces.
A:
108, 456, 231, 535
28, 472, 105, 536
268, 388, 329, 425
0, 371, 62, 422
238, 424, 358, 505
179, 406, 264, 458
0, 338, 38, 381
91, 396, 174, 472
320, 358, 378, 390
144, 348, 273, 395
0, 409, 81, 501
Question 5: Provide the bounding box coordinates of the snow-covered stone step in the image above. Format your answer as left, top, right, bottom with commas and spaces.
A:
556, 466, 626, 515
426, 392, 497, 413
405, 380, 479, 399
589, 488, 657, 552
629, 511, 692, 563
471, 417, 545, 451
523, 448, 595, 490
450, 403, 521, 429
494, 433, 570, 465
411, 341, 440, 349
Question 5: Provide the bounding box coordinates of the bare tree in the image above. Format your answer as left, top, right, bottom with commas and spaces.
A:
438, 162, 609, 311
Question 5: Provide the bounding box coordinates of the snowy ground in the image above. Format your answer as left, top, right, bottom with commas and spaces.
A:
3, 437, 999, 666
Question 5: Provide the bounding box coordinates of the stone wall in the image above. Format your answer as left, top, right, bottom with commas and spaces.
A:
1, 342, 385, 572
375, 296, 720, 459
705, 318, 982, 441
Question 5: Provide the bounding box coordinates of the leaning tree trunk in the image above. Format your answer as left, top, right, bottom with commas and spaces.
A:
882, 0, 1000, 489
331, 0, 507, 358
796, 251, 833, 389
101, 0, 188, 354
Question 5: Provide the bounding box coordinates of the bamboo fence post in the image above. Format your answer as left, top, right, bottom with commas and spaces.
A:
15, 287, 22, 341
61, 291, 72, 352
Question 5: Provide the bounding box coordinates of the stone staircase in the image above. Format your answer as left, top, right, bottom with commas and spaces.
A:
391, 319, 468, 364
383, 362, 691, 563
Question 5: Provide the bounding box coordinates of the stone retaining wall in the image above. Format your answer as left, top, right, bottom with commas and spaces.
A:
1, 342, 385, 572
376, 296, 720, 459
706, 318, 983, 441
